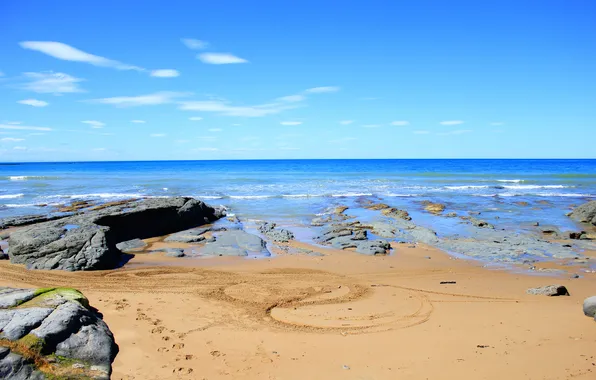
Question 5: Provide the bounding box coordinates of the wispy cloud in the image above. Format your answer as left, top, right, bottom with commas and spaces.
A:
82, 120, 105, 128
131, 120, 146, 124
181, 38, 208, 50
18, 99, 48, 107
21, 71, 84, 94
208, 128, 222, 132
150, 69, 180, 78
490, 122, 504, 126
4, 121, 21, 125
363, 124, 380, 128
198, 53, 248, 64
194, 147, 218, 151
92, 148, 106, 151
175, 139, 191, 144
280, 121, 302, 126
0, 124, 52, 131
13, 146, 27, 151
1, 137, 25, 142
305, 86, 340, 93
329, 137, 357, 144
276, 95, 305, 103
20, 41, 144, 71
189, 116, 203, 121
179, 99, 297, 117
197, 136, 217, 141
339, 120, 354, 125
440, 120, 464, 126
438, 129, 472, 136
88, 91, 190, 107
150, 133, 166, 137
390, 121, 409, 126
413, 130, 430, 135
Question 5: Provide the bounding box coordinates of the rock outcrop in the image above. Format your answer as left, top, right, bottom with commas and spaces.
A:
6, 197, 224, 271
200, 230, 270, 257
526, 285, 570, 296
258, 222, 294, 243
0, 287, 117, 379
568, 201, 596, 226
315, 224, 391, 255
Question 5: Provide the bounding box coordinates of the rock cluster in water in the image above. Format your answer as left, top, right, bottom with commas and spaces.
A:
3, 197, 225, 271
0, 287, 117, 379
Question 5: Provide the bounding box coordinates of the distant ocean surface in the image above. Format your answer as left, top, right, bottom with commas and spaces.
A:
2, 159, 596, 234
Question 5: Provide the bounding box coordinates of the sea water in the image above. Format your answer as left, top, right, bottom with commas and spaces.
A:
1, 159, 595, 235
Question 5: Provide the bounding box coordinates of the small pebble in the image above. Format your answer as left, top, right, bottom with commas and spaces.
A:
342, 365, 350, 370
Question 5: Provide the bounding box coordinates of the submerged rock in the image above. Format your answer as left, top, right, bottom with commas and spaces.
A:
568, 201, 596, 226
526, 285, 570, 296
422, 202, 446, 215
200, 230, 269, 257
583, 296, 596, 318
6, 197, 224, 271
469, 217, 495, 229
381, 208, 412, 221
0, 287, 117, 379
258, 222, 295, 242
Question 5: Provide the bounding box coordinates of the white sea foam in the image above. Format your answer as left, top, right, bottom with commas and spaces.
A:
196, 195, 225, 199
331, 193, 373, 197
385, 193, 418, 197
69, 193, 145, 199
445, 185, 490, 190
497, 179, 524, 183
8, 176, 28, 181
4, 203, 36, 208
501, 185, 569, 190
229, 195, 272, 199
0, 194, 24, 199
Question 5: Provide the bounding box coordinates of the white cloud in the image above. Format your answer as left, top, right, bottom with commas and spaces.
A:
339, 120, 354, 125
391, 121, 409, 126
413, 130, 430, 134
198, 53, 248, 64
363, 124, 380, 128
18, 99, 48, 107
20, 41, 144, 71
21, 72, 84, 94
194, 147, 218, 151
150, 133, 166, 137
276, 95, 305, 103
181, 38, 208, 50
82, 120, 105, 128
150, 69, 180, 78
329, 137, 357, 144
0, 124, 52, 131
131, 120, 146, 124
197, 136, 217, 140
1, 137, 25, 142
280, 121, 302, 126
438, 129, 472, 136
5, 121, 21, 125
440, 120, 464, 126
208, 128, 222, 132
179, 99, 297, 117
305, 86, 339, 93
13, 146, 27, 150
189, 116, 203, 121
490, 122, 504, 126
232, 123, 242, 126
88, 91, 190, 107
175, 139, 191, 143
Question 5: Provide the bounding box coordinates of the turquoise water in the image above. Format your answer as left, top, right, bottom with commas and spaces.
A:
1, 159, 595, 233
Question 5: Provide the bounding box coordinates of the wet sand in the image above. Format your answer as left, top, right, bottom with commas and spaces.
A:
1, 240, 595, 379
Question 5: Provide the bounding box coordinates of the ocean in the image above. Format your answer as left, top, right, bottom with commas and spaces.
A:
1, 159, 596, 237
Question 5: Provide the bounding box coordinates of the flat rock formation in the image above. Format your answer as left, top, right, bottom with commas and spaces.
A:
568, 201, 596, 226
200, 230, 270, 257
258, 222, 295, 243
5, 197, 224, 271
0, 287, 117, 379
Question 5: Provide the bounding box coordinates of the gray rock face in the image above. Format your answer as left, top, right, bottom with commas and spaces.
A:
583, 296, 596, 318
164, 227, 209, 243
200, 230, 270, 257
526, 285, 570, 296
258, 222, 295, 242
568, 201, 596, 226
6, 197, 224, 271
0, 287, 117, 379
115, 238, 147, 252
315, 224, 390, 255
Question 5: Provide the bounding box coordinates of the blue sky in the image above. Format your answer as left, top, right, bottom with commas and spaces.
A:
0, 0, 595, 161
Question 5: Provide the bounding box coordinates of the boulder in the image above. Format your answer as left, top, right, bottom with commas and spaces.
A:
115, 238, 147, 252
165, 249, 185, 258
381, 208, 412, 221
6, 197, 224, 271
568, 201, 596, 226
0, 287, 117, 379
422, 202, 446, 215
258, 222, 295, 242
583, 296, 596, 318
526, 285, 570, 296
469, 217, 495, 229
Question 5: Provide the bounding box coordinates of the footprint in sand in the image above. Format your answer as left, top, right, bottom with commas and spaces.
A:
157, 347, 169, 353
172, 343, 185, 350
173, 367, 193, 375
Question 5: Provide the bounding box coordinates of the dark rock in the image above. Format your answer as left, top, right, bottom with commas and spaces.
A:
115, 238, 147, 252
469, 217, 495, 229
164, 227, 209, 243
526, 285, 570, 296
583, 296, 596, 317
568, 201, 596, 226
200, 230, 269, 257
7, 197, 223, 271
445, 212, 457, 218
258, 222, 294, 242
0, 214, 71, 230
0, 287, 117, 379
355, 240, 391, 255
0, 247, 7, 260
381, 208, 411, 221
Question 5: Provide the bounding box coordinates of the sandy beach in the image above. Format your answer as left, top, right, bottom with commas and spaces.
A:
2, 238, 595, 380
